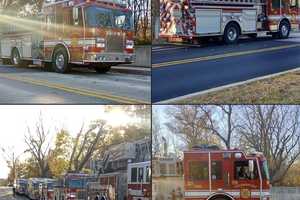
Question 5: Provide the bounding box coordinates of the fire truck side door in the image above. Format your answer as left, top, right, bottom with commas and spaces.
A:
70, 6, 84, 62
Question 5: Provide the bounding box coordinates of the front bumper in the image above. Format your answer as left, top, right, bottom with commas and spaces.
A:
84, 52, 135, 63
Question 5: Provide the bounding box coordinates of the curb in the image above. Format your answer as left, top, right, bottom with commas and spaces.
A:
111, 66, 151, 76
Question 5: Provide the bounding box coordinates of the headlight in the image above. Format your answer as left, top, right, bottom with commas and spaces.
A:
96, 43, 105, 48
96, 37, 105, 43
126, 40, 134, 49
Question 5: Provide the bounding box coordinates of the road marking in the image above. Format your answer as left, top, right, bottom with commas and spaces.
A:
0, 74, 148, 104
152, 46, 186, 52
152, 44, 300, 68
156, 67, 300, 104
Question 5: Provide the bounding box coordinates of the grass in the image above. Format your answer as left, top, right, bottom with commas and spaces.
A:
176, 70, 300, 104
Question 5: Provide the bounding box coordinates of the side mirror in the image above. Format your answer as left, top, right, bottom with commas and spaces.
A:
249, 160, 254, 173
73, 7, 79, 24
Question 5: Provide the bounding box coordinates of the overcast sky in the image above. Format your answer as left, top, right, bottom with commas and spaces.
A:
0, 105, 134, 179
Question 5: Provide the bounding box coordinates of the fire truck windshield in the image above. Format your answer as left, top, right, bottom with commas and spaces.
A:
85, 6, 133, 30
66, 179, 84, 188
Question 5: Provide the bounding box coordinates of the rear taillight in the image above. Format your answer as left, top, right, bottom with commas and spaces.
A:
126, 40, 134, 49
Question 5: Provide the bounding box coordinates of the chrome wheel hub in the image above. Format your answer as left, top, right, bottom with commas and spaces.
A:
55, 54, 65, 70
228, 28, 237, 41
281, 25, 288, 36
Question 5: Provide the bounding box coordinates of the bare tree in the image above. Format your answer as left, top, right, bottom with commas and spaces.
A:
25, 114, 51, 177
68, 120, 107, 172
238, 105, 300, 184
126, 0, 151, 43
166, 105, 220, 149
201, 105, 237, 149
0, 146, 22, 183
152, 108, 161, 157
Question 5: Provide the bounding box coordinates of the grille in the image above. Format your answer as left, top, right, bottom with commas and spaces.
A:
77, 191, 86, 199
106, 34, 124, 53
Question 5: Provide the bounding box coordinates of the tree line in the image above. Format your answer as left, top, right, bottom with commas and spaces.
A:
153, 105, 300, 186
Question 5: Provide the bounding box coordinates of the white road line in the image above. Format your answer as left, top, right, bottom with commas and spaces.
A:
156, 67, 300, 104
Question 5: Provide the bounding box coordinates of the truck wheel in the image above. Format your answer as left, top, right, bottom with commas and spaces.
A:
223, 23, 240, 44
2, 58, 11, 65
278, 21, 290, 39
94, 65, 111, 73
52, 47, 70, 73
43, 62, 53, 72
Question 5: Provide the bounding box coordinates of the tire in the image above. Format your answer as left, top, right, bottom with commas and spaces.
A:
278, 20, 290, 39
223, 23, 240, 44
52, 47, 70, 73
43, 62, 53, 72
94, 64, 111, 73
1, 58, 11, 65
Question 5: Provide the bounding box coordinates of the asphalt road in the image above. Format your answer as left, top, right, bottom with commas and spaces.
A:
152, 32, 300, 103
0, 65, 150, 104
0, 187, 27, 200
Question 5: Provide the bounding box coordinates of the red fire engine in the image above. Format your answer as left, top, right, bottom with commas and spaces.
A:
0, 0, 135, 73
54, 173, 94, 200
127, 161, 151, 200
160, 0, 300, 44
183, 146, 271, 200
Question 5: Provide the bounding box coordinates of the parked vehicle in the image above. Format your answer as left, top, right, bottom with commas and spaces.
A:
127, 161, 151, 200
0, 0, 135, 73
160, 0, 300, 44
39, 179, 56, 200
15, 179, 28, 195
183, 145, 271, 200
27, 178, 46, 200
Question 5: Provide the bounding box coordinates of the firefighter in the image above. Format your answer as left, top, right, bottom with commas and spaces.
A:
12, 185, 16, 197
238, 166, 249, 179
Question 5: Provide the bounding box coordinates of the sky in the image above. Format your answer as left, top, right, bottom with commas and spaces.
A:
0, 105, 135, 179
153, 105, 186, 155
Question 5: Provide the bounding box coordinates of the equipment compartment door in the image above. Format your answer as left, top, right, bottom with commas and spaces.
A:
22, 35, 32, 58
195, 9, 221, 34
242, 10, 257, 32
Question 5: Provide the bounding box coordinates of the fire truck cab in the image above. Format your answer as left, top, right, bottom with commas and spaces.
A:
0, 0, 135, 73
184, 146, 271, 200
160, 0, 300, 44
127, 161, 151, 200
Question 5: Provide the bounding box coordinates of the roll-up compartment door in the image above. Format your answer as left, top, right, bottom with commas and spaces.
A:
242, 9, 257, 32
195, 9, 221, 34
